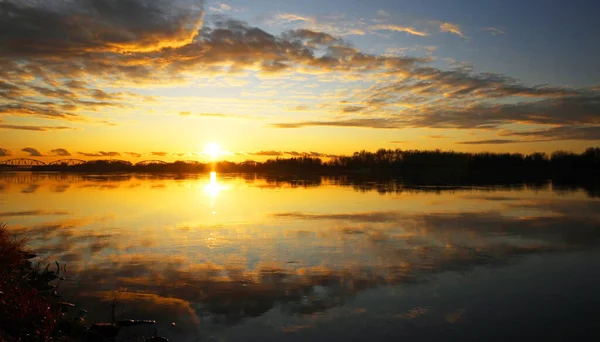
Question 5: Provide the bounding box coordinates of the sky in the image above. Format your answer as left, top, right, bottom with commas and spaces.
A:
1, 0, 599, 161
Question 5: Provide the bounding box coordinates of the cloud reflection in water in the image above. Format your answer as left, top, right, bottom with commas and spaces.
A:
1, 173, 600, 340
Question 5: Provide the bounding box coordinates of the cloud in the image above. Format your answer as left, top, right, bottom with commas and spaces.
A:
483, 27, 505, 35
341, 106, 366, 113
250, 150, 283, 156
0, 0, 204, 127
409, 94, 600, 129
2, 1, 598, 143
456, 139, 519, 145
77, 151, 121, 157
501, 125, 600, 141
274, 13, 313, 24
389, 68, 583, 100
274, 92, 600, 130
0, 148, 11, 156
0, 104, 79, 120
209, 3, 232, 12
280, 151, 336, 157
0, 0, 205, 55
125, 152, 143, 158
22, 147, 43, 156
439, 22, 465, 38
0, 210, 69, 218
310, 151, 337, 157
385, 45, 438, 57
97, 19, 420, 77
186, 21, 401, 78
283, 28, 343, 46
50, 148, 71, 156
269, 12, 365, 36
376, 10, 391, 18
98, 120, 118, 126
152, 152, 169, 157
88, 89, 120, 101
63, 80, 87, 90
270, 62, 600, 130
271, 118, 403, 129
454, 126, 600, 144
369, 24, 429, 36
0, 124, 74, 131
0, 80, 23, 99
1, 6, 427, 131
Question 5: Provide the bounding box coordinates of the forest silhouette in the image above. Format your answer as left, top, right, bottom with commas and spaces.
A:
11, 146, 599, 177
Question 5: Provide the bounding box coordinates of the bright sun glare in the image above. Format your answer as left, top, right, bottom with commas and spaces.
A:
204, 142, 222, 160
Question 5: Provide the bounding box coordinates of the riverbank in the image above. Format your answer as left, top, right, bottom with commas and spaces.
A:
0, 224, 164, 341
0, 223, 60, 340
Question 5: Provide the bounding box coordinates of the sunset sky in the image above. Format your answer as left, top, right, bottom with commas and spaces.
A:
1, 0, 599, 161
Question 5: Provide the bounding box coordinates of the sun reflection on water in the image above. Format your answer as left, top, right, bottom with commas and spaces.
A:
204, 171, 221, 214
204, 172, 220, 197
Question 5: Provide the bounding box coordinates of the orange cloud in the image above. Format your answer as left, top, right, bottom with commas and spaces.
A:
369, 24, 429, 36
77, 151, 121, 157
0, 124, 74, 131
439, 22, 465, 38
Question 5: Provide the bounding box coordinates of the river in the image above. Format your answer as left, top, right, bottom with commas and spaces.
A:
1, 172, 599, 341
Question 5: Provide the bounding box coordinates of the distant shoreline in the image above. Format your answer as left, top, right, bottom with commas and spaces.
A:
1, 147, 599, 180
1, 164, 598, 198
1, 166, 598, 179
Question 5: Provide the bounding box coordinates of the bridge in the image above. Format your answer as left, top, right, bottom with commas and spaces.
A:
48, 159, 86, 166
0, 158, 202, 169
0, 158, 135, 168
0, 158, 47, 166
101, 159, 132, 165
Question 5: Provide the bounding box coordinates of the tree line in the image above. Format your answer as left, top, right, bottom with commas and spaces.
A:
22, 147, 600, 176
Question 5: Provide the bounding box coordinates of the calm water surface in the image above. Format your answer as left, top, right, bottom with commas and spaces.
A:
2, 172, 600, 341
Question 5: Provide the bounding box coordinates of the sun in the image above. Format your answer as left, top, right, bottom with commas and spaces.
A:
204, 142, 222, 160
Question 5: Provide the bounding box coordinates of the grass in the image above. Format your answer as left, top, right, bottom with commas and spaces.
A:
0, 222, 60, 340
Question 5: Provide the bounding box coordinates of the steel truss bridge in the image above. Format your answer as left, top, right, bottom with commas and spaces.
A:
48, 159, 86, 166
0, 158, 46, 166
0, 159, 200, 167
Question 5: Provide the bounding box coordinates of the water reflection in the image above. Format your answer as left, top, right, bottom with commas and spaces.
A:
1, 172, 598, 197
1, 172, 600, 341
204, 172, 220, 197
203, 171, 223, 215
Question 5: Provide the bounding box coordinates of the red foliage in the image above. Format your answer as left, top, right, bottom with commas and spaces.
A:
0, 223, 60, 340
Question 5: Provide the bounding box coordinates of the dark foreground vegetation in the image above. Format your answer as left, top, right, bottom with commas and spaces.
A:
0, 223, 167, 341
12, 147, 600, 179
0, 223, 60, 340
